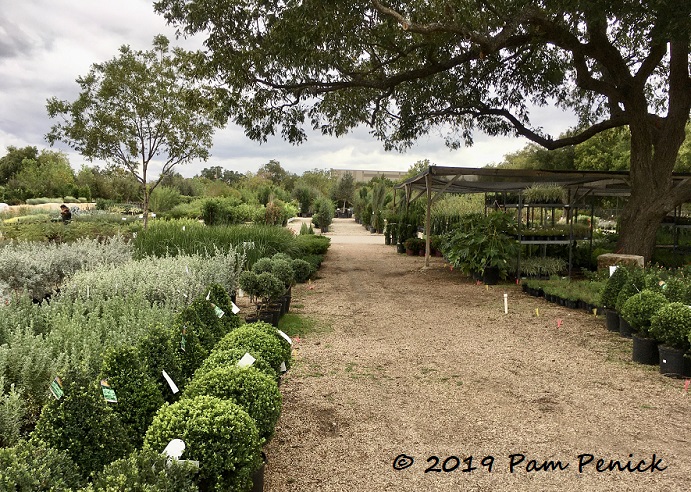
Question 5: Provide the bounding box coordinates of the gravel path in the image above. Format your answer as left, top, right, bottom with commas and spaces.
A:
266, 218, 690, 491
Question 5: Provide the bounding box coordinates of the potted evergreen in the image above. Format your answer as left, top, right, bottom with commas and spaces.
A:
599, 266, 630, 332
650, 303, 691, 377
403, 237, 425, 256
620, 290, 669, 365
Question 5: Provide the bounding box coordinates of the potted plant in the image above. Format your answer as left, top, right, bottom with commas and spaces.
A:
650, 303, 691, 377
620, 290, 669, 365
403, 237, 425, 256
443, 211, 518, 285
599, 266, 630, 332
523, 184, 566, 205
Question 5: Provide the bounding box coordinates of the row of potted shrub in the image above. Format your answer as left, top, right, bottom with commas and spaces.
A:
600, 265, 691, 376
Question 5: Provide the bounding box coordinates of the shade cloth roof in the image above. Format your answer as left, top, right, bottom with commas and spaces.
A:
395, 166, 691, 199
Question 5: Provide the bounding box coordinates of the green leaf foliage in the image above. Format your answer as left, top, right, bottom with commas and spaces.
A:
599, 266, 631, 309
136, 323, 183, 402
291, 258, 314, 283
0, 439, 84, 491
144, 395, 261, 492
183, 365, 281, 442
213, 326, 285, 375
650, 303, 691, 350
30, 373, 133, 479
194, 347, 277, 381
620, 290, 669, 337
99, 345, 165, 448
243, 321, 292, 371
88, 448, 199, 492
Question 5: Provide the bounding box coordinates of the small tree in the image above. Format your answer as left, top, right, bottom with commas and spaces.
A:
46, 35, 223, 228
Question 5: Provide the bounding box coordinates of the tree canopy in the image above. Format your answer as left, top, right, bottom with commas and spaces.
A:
155, 0, 691, 259
46, 35, 224, 227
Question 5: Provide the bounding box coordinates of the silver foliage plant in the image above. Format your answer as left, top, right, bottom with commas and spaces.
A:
0, 235, 132, 300
59, 247, 245, 311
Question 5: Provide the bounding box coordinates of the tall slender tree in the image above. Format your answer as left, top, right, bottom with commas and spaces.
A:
155, 0, 691, 259
46, 35, 224, 228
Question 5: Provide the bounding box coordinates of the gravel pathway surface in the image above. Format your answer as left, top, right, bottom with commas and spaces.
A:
265, 218, 690, 491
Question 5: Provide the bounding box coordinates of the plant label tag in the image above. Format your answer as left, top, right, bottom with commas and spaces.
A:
180, 326, 187, 352
182, 226, 186, 231
162, 370, 179, 394
238, 289, 245, 298
100, 379, 118, 403
49, 376, 64, 400
206, 290, 211, 301
684, 379, 690, 393
237, 352, 256, 368
162, 439, 186, 459
231, 301, 240, 315
277, 329, 293, 345
280, 361, 287, 373
609, 265, 618, 277
178, 459, 200, 468
212, 304, 224, 318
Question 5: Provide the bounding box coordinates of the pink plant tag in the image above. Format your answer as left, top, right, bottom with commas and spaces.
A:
684, 379, 690, 393
557, 319, 563, 328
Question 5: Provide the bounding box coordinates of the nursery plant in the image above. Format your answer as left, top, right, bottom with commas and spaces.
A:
599, 266, 630, 310
144, 395, 262, 492
650, 303, 691, 351
183, 365, 282, 442
194, 347, 277, 380
213, 326, 286, 375
0, 439, 83, 491
620, 290, 669, 337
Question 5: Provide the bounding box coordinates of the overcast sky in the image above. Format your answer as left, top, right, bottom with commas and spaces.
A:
0, 0, 577, 178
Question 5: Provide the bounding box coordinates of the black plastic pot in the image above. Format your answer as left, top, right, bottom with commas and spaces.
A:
605, 309, 620, 332
397, 243, 406, 254
483, 266, 500, 285
658, 345, 691, 378
251, 452, 267, 492
618, 315, 634, 338
632, 334, 659, 365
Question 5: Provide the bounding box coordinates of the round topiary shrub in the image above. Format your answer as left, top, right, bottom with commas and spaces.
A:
251, 257, 273, 274
100, 345, 165, 448
244, 321, 292, 370
650, 302, 691, 350
614, 268, 647, 312
195, 347, 277, 380
599, 266, 630, 310
254, 272, 285, 303
291, 258, 314, 283
271, 253, 292, 263
620, 289, 669, 337
238, 271, 259, 300
90, 448, 199, 492
144, 395, 262, 492
214, 326, 285, 374
30, 374, 133, 479
662, 276, 691, 303
271, 259, 295, 289
0, 439, 83, 491
184, 365, 282, 442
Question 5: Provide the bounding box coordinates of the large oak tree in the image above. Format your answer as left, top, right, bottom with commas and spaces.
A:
156, 0, 690, 259
46, 35, 224, 228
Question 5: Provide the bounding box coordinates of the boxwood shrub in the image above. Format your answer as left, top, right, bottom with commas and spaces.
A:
290, 258, 314, 283
89, 448, 199, 492
30, 373, 133, 478
620, 290, 669, 337
137, 323, 183, 401
184, 365, 282, 442
195, 347, 277, 380
599, 266, 629, 310
100, 345, 165, 448
244, 321, 292, 370
650, 303, 691, 350
213, 326, 285, 375
144, 395, 262, 492
207, 284, 243, 333
0, 439, 83, 491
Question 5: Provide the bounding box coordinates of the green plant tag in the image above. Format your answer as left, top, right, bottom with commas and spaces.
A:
49, 376, 64, 400
211, 303, 224, 318
100, 379, 117, 403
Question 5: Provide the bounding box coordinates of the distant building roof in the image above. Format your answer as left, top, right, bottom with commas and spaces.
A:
331, 169, 407, 183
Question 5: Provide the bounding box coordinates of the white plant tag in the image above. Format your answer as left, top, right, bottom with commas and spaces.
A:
162, 370, 179, 394
237, 352, 256, 368
162, 439, 185, 459
280, 361, 287, 373
609, 265, 618, 277
277, 329, 293, 345
231, 301, 240, 315
206, 290, 211, 301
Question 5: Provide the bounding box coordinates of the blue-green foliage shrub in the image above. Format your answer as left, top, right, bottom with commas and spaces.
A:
184, 365, 282, 442
0, 439, 83, 491
144, 395, 262, 492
